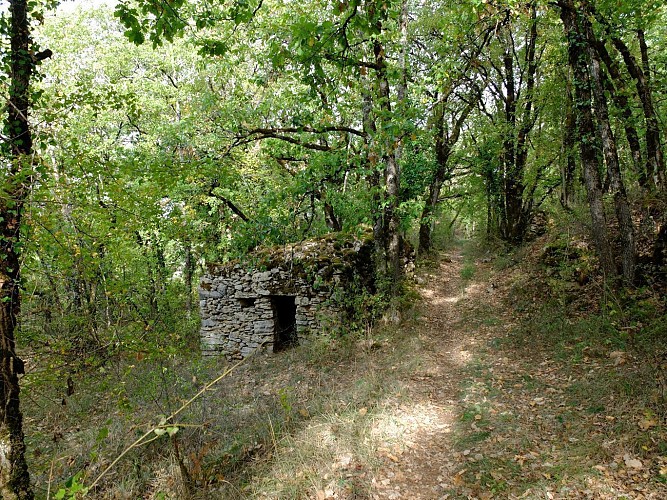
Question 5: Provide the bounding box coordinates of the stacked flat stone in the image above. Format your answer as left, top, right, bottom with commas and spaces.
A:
199, 232, 373, 358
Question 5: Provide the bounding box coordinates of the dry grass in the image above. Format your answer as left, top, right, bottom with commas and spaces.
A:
20, 230, 667, 499
23, 315, 424, 498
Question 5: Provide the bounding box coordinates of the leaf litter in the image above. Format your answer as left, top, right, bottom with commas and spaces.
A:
367, 240, 667, 499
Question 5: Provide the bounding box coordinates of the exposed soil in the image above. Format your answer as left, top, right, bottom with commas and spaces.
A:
27, 241, 667, 499
367, 246, 667, 499
369, 248, 505, 499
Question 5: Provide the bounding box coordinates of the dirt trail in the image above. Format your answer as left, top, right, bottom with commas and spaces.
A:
371, 248, 505, 499
368, 246, 667, 500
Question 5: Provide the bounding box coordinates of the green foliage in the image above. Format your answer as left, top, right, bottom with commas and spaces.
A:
7, 0, 667, 495
114, 0, 187, 47
460, 261, 476, 280
277, 386, 294, 420
400, 135, 436, 199
54, 472, 88, 499
329, 277, 382, 332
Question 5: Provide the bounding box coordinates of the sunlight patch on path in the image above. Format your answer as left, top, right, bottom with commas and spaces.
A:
455, 350, 472, 363
370, 401, 454, 443
428, 293, 464, 305
370, 399, 459, 499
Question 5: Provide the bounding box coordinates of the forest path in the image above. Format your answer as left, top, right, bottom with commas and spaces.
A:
367, 243, 666, 500
371, 245, 508, 499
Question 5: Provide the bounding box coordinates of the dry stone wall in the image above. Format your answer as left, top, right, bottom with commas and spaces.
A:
199, 232, 373, 358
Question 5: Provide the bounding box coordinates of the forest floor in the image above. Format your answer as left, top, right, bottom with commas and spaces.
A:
360, 242, 667, 499
236, 237, 667, 499
25, 236, 667, 499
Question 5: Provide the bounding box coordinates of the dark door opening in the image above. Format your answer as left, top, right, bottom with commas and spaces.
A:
271, 295, 298, 352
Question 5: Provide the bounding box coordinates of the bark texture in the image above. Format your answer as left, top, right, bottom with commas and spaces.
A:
610, 33, 665, 190
558, 0, 617, 278
0, 1, 35, 498
371, 0, 403, 286
560, 77, 577, 209
584, 21, 636, 283
494, 3, 540, 243
593, 40, 645, 187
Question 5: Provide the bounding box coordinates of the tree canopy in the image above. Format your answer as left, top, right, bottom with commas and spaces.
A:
0, 0, 666, 496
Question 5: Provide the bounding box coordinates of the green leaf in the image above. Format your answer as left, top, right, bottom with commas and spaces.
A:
96, 427, 109, 441
198, 40, 229, 57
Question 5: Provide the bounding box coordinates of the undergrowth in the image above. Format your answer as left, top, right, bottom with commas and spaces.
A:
23, 275, 422, 499
444, 222, 667, 498
22, 221, 667, 499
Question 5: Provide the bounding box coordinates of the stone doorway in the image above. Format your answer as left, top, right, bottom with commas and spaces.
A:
271, 295, 298, 352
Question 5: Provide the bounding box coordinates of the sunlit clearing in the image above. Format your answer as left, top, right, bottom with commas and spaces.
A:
456, 349, 472, 363
370, 402, 455, 442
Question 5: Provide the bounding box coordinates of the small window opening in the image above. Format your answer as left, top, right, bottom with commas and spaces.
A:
271, 295, 298, 352
238, 297, 256, 308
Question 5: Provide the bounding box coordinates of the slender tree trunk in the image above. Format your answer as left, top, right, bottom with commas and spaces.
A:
419, 103, 446, 254
323, 204, 341, 231
37, 255, 64, 317
585, 23, 636, 283
593, 40, 645, 187
610, 34, 664, 190
418, 98, 475, 254
384, 151, 402, 283
372, 12, 402, 285
497, 5, 538, 243
558, 0, 617, 278
636, 28, 665, 189
0, 1, 35, 498
511, 3, 538, 241
500, 41, 519, 241
486, 184, 493, 239
361, 81, 386, 278
396, 0, 408, 105
418, 18, 491, 252
561, 77, 577, 209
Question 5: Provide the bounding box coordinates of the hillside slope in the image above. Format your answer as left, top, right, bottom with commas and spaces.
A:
28, 238, 667, 499
240, 239, 667, 499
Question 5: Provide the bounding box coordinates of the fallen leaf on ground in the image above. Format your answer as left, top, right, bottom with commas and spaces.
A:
624, 454, 643, 470
639, 416, 657, 430
609, 351, 627, 365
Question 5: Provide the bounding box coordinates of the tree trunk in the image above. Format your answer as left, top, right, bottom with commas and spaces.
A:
500, 41, 519, 241
0, 1, 36, 498
419, 103, 446, 254
511, 3, 538, 241
585, 22, 636, 283
0, 243, 32, 500
610, 33, 664, 190
361, 81, 386, 279
636, 28, 665, 189
384, 152, 402, 283
497, 4, 539, 243
486, 183, 493, 239
558, 0, 617, 278
561, 76, 577, 209
419, 97, 475, 254
593, 40, 645, 187
322, 200, 342, 231
372, 13, 402, 286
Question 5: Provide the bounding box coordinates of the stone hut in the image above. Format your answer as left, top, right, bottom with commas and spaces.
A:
199, 231, 374, 358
